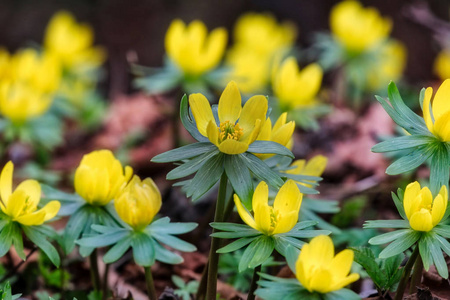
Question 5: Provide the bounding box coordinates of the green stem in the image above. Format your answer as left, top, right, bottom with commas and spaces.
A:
102, 264, 110, 300
409, 254, 423, 294
247, 265, 261, 300
205, 172, 228, 300
394, 246, 420, 300
89, 249, 101, 291
196, 263, 208, 300
145, 266, 157, 300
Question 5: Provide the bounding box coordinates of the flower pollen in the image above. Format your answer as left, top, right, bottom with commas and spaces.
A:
219, 121, 243, 142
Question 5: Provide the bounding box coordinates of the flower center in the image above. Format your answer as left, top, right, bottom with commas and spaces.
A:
219, 121, 243, 142
269, 208, 279, 232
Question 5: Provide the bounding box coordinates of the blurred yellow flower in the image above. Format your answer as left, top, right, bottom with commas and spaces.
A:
0, 48, 10, 79
234, 180, 302, 235
296, 235, 359, 293
434, 49, 450, 81
74, 150, 133, 206
273, 57, 323, 110
44, 11, 106, 71
255, 112, 295, 159
403, 181, 447, 232
367, 40, 406, 91
115, 175, 161, 231
0, 82, 53, 124
165, 19, 227, 77
0, 161, 60, 226
330, 0, 391, 53
423, 79, 450, 141
284, 155, 327, 188
189, 81, 267, 155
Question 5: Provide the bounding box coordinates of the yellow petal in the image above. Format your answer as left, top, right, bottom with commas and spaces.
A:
189, 93, 215, 137
308, 235, 334, 266
431, 194, 445, 226
42, 201, 61, 221
14, 210, 46, 226
243, 118, 262, 145
5, 190, 27, 219
433, 110, 450, 141
271, 121, 295, 147
16, 179, 41, 210
252, 181, 269, 211
409, 210, 434, 232
273, 112, 287, 132
257, 118, 272, 141
403, 181, 421, 219
432, 79, 450, 121
420, 187, 433, 208
203, 27, 227, 72
233, 194, 257, 230
329, 249, 354, 279
254, 202, 272, 234
330, 273, 360, 291
439, 185, 448, 204
422, 87, 434, 134
303, 155, 328, 177
272, 210, 298, 234
273, 180, 302, 214
239, 95, 268, 141
218, 139, 248, 154
308, 268, 332, 293
218, 81, 241, 124
206, 120, 219, 147
285, 160, 305, 175
0, 161, 13, 207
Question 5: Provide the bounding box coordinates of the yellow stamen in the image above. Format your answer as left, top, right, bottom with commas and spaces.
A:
219, 121, 244, 142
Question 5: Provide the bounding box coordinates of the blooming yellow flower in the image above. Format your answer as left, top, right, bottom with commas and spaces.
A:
434, 50, 450, 81
114, 175, 161, 231
330, 0, 391, 53
273, 57, 323, 110
190, 81, 268, 155
74, 150, 133, 206
0, 82, 53, 124
0, 48, 10, 80
284, 155, 327, 188
367, 40, 406, 91
165, 19, 227, 77
296, 235, 359, 293
44, 11, 106, 71
403, 181, 447, 232
423, 79, 450, 141
234, 180, 302, 235
255, 112, 295, 159
0, 161, 60, 226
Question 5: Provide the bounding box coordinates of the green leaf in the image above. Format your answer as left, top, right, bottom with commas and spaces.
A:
434, 225, 450, 238
429, 143, 450, 195
153, 239, 184, 264
436, 235, 450, 257
63, 206, 89, 254
239, 236, 275, 272
378, 231, 421, 259
0, 221, 15, 257
274, 236, 306, 256
386, 146, 433, 175
166, 149, 219, 180
369, 229, 411, 245
132, 233, 155, 267
179, 94, 209, 142
284, 245, 300, 274
23, 226, 60, 267
217, 237, 257, 253
152, 232, 196, 252
148, 218, 198, 235
76, 230, 129, 248
392, 191, 407, 220
103, 236, 133, 264
372, 135, 435, 153
10, 223, 25, 260
375, 95, 412, 134
133, 69, 181, 94
241, 153, 284, 189
185, 153, 224, 201
151, 142, 216, 163
364, 220, 409, 229
419, 235, 432, 271
325, 288, 361, 300
430, 235, 448, 279
383, 253, 404, 290
224, 154, 253, 209
282, 230, 330, 239
210, 222, 257, 232
351, 247, 387, 290
247, 141, 294, 158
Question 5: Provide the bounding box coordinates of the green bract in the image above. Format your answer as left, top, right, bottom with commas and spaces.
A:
210, 221, 329, 272
372, 82, 450, 195
76, 217, 197, 267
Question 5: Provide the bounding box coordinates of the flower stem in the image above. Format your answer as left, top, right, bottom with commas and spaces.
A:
145, 266, 157, 300
205, 172, 228, 300
394, 246, 420, 300
409, 254, 423, 294
102, 264, 110, 300
247, 265, 261, 300
89, 249, 101, 291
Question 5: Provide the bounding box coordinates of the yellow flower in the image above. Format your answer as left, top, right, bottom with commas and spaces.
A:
255, 112, 295, 159
0, 161, 60, 226
403, 181, 447, 232
0, 48, 10, 79
367, 40, 406, 91
233, 13, 297, 56
74, 150, 133, 206
434, 50, 450, 81
423, 79, 450, 141
114, 175, 161, 231
189, 81, 268, 155
296, 235, 359, 293
330, 0, 391, 53
234, 180, 302, 235
44, 11, 106, 71
0, 82, 53, 124
273, 57, 323, 110
284, 155, 328, 188
165, 19, 227, 77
